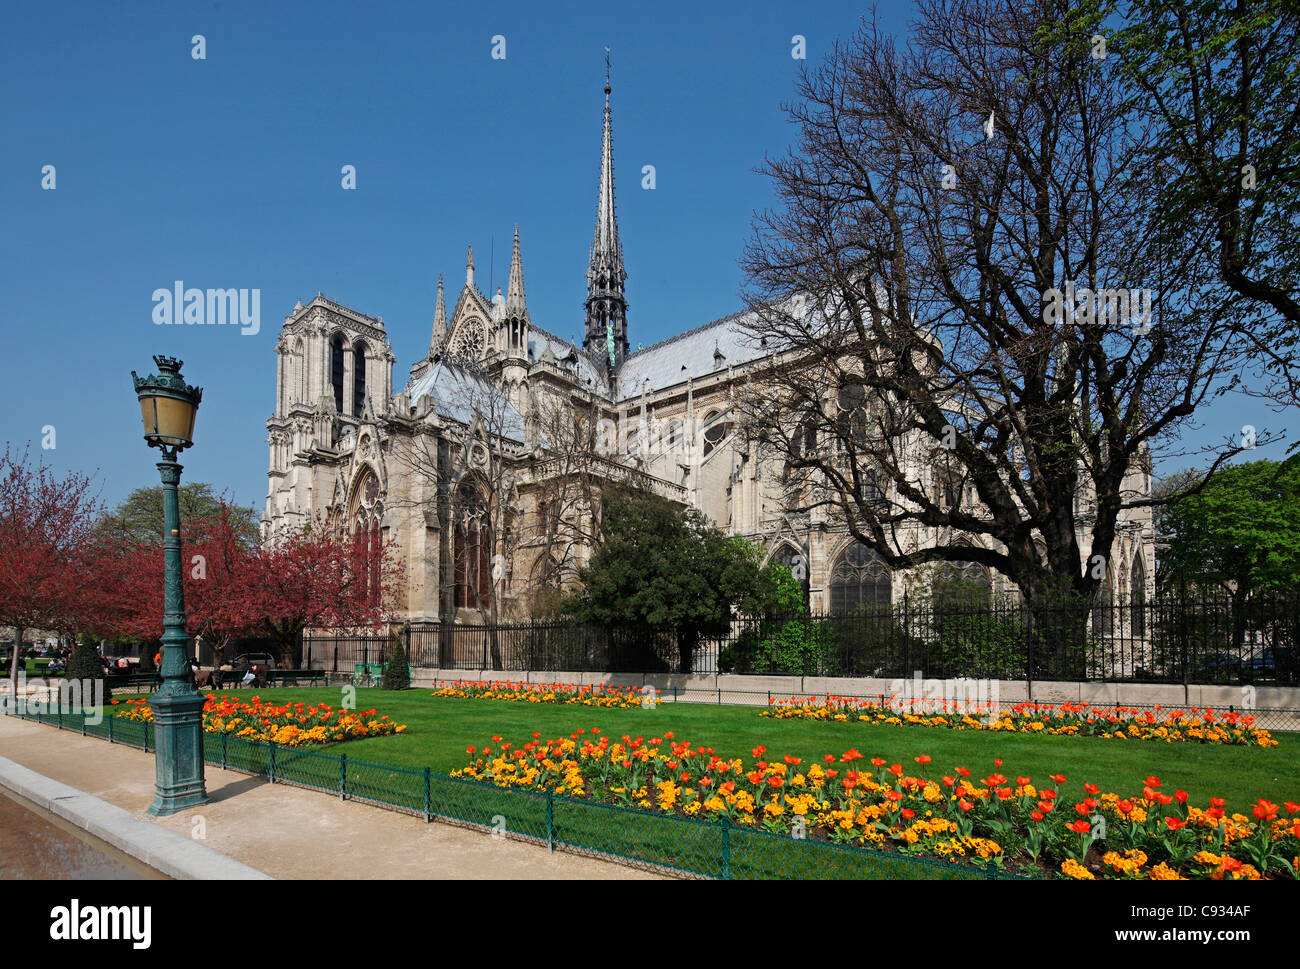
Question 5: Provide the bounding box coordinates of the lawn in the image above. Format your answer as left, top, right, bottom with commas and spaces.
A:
112, 686, 1299, 814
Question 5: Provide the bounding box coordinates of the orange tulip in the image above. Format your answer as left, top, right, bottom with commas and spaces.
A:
1253, 799, 1279, 822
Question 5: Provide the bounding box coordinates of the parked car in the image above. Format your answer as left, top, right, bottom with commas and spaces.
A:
1196, 647, 1277, 680
232, 652, 277, 671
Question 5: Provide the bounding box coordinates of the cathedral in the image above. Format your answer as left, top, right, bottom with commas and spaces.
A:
262, 71, 1157, 628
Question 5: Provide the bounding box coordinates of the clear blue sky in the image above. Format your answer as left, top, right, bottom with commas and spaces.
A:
1, 0, 1292, 518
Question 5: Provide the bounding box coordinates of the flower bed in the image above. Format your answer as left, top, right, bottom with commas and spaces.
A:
431, 679, 657, 709
452, 730, 1300, 879
760, 697, 1278, 747
111, 694, 405, 747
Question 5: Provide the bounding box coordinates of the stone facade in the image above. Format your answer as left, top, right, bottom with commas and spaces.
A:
263, 73, 1157, 624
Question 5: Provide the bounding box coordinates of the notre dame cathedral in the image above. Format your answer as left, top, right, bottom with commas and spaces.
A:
262, 70, 1157, 626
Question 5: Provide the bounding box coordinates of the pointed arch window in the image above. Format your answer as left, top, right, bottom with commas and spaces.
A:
1131, 551, 1146, 638
349, 474, 382, 609
836, 383, 869, 446
455, 483, 491, 610
703, 419, 733, 457
353, 340, 368, 417
829, 542, 892, 614
770, 543, 809, 611
294, 337, 306, 405
932, 547, 991, 608
330, 334, 345, 413
1093, 565, 1114, 637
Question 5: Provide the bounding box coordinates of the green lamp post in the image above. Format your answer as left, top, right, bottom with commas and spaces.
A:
131, 355, 210, 816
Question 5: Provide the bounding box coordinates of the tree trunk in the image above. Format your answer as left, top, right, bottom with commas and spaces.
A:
277, 630, 299, 670
1022, 586, 1092, 682
8, 626, 23, 688
1230, 587, 1248, 657
438, 487, 455, 666
487, 599, 503, 671
678, 625, 698, 675
211, 636, 229, 670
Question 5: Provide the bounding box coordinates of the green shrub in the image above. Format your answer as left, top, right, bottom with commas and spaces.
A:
66, 641, 108, 699
382, 633, 411, 690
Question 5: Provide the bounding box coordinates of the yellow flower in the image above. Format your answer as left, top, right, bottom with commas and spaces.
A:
1061, 859, 1094, 880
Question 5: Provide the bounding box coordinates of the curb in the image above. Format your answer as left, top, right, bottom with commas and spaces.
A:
0, 756, 272, 881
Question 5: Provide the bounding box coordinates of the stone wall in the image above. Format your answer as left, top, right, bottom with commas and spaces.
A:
412, 667, 1300, 730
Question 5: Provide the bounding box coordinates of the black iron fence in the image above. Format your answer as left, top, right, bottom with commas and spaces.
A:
302, 591, 1300, 686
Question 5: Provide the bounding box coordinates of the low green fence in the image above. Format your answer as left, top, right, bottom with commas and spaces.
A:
5, 705, 1034, 880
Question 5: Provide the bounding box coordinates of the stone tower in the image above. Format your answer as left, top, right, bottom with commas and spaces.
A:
498, 225, 532, 411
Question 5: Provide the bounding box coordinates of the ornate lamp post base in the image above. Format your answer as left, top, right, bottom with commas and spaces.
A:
146, 692, 209, 816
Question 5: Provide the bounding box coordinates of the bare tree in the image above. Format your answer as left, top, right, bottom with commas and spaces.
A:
737, 0, 1291, 649
521, 394, 632, 611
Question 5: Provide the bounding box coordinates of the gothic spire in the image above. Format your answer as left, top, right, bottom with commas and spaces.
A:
505, 225, 526, 315
584, 52, 629, 375
588, 60, 624, 283
430, 273, 446, 349
466, 244, 475, 289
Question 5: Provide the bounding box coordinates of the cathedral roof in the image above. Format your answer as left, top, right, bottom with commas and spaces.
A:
615, 308, 768, 399
528, 324, 609, 393
408, 358, 526, 443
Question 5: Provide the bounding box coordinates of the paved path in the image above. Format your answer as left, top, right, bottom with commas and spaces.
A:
0, 716, 659, 880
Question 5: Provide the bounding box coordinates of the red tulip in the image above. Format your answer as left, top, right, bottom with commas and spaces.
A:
1253, 799, 1279, 822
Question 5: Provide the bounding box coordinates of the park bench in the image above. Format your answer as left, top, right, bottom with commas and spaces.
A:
114, 674, 160, 691
267, 669, 326, 688
352, 662, 385, 687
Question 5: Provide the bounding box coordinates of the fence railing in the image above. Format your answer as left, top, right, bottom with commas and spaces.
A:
303, 592, 1300, 685
4, 705, 1029, 881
